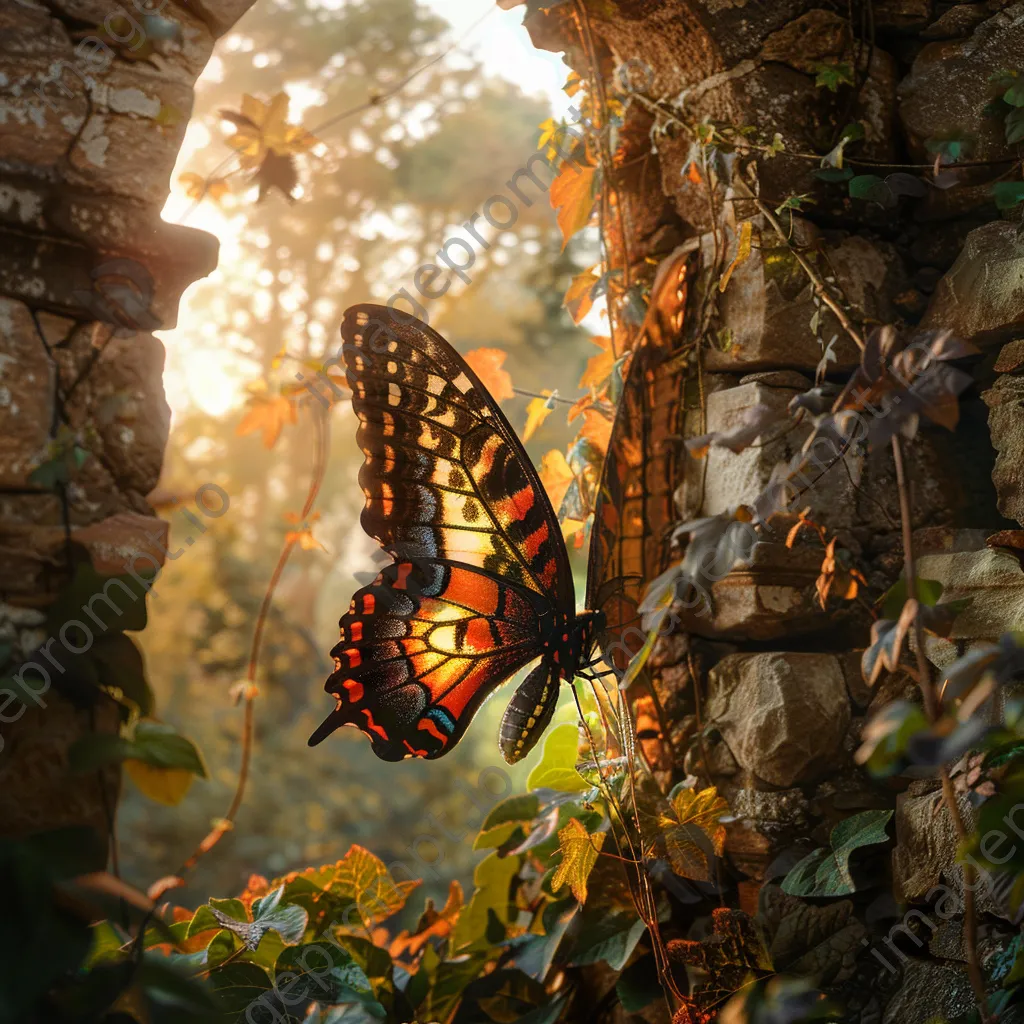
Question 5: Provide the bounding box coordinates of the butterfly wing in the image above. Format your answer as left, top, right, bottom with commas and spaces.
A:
585, 250, 693, 668
309, 304, 573, 759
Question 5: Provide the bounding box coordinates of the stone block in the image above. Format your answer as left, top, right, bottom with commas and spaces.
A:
915, 546, 1024, 638
703, 220, 908, 374
706, 652, 853, 787
881, 961, 974, 1024
899, 4, 1024, 161
922, 222, 1024, 348
983, 373, 1024, 525
722, 786, 812, 882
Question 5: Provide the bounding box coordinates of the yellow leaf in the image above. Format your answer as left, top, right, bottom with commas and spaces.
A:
550, 162, 598, 249
523, 391, 555, 442
224, 92, 319, 169
659, 786, 730, 881
539, 449, 574, 512
564, 269, 599, 324
527, 722, 590, 794
178, 172, 230, 203
580, 406, 613, 455
236, 393, 297, 449
551, 818, 604, 903
579, 335, 614, 389
719, 221, 755, 293
464, 347, 514, 402
564, 71, 582, 98
316, 845, 420, 926
124, 760, 194, 806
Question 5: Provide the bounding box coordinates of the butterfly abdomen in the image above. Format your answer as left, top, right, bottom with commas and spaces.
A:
499, 660, 560, 765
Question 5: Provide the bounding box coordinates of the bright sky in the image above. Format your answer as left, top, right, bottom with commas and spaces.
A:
159, 1, 570, 418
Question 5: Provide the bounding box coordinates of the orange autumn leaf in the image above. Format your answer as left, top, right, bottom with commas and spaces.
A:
579, 335, 615, 390
237, 391, 297, 449
178, 171, 231, 203
580, 406, 613, 455
389, 879, 463, 959
539, 449, 575, 512
523, 391, 555, 442
564, 268, 600, 324
719, 220, 754, 293
464, 347, 514, 403
550, 162, 598, 249
284, 510, 326, 551
566, 393, 593, 425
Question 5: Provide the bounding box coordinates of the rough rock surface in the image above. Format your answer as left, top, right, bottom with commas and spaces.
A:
984, 372, 1024, 525
706, 652, 852, 787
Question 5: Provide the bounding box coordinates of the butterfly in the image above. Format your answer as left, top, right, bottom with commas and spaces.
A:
309, 275, 690, 764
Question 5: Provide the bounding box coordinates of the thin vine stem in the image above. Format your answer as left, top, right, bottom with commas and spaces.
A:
161, 404, 330, 888
891, 436, 990, 1023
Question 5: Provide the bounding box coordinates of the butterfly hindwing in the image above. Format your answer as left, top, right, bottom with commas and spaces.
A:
310, 305, 574, 759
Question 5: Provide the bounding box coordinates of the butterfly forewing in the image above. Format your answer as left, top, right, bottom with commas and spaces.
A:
310, 305, 574, 759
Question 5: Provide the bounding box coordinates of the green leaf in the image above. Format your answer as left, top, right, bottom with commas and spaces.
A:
993, 181, 1024, 210
207, 961, 285, 1016
188, 898, 248, 939
47, 561, 154, 636
420, 953, 489, 1022
815, 168, 854, 183
813, 61, 854, 92
70, 720, 205, 779
568, 910, 647, 971
454, 853, 522, 951
1007, 106, 1024, 144
616, 953, 662, 1012
93, 633, 153, 714
206, 887, 308, 952
1005, 80, 1024, 107
781, 810, 893, 897
274, 943, 384, 1016
526, 723, 589, 794
879, 576, 943, 619
848, 174, 893, 207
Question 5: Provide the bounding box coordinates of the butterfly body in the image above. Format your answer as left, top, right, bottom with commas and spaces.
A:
309, 289, 689, 764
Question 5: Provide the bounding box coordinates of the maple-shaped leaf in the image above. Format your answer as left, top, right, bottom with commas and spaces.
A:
551, 818, 604, 903
465, 348, 514, 402
815, 537, 866, 608
389, 879, 463, 960
564, 268, 600, 323
178, 171, 231, 204
221, 92, 318, 169
580, 406, 613, 456
566, 393, 593, 425
668, 909, 773, 1019
523, 391, 556, 441
539, 449, 575, 514
550, 162, 599, 249
284, 511, 326, 551
657, 785, 729, 881
579, 335, 615, 391
236, 388, 297, 449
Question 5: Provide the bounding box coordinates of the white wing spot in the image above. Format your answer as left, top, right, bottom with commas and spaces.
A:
453, 372, 472, 394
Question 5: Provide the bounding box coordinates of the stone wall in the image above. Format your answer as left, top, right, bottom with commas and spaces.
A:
0, 0, 257, 839
525, 1, 1024, 1021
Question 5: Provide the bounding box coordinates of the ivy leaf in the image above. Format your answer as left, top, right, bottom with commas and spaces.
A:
538, 449, 575, 517
686, 403, 777, 458
616, 953, 662, 1012
327, 845, 420, 927
781, 810, 892, 897
550, 818, 603, 903
993, 181, 1024, 210
848, 174, 894, 207
522, 391, 556, 442
526, 722, 590, 794
464, 348, 514, 403
563, 268, 601, 323
274, 942, 384, 1016
657, 785, 729, 881
578, 335, 615, 391
879, 576, 943, 619
550, 161, 599, 248
813, 61, 854, 92
668, 909, 773, 1021
237, 386, 298, 448
389, 880, 462, 959
1006, 106, 1024, 144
